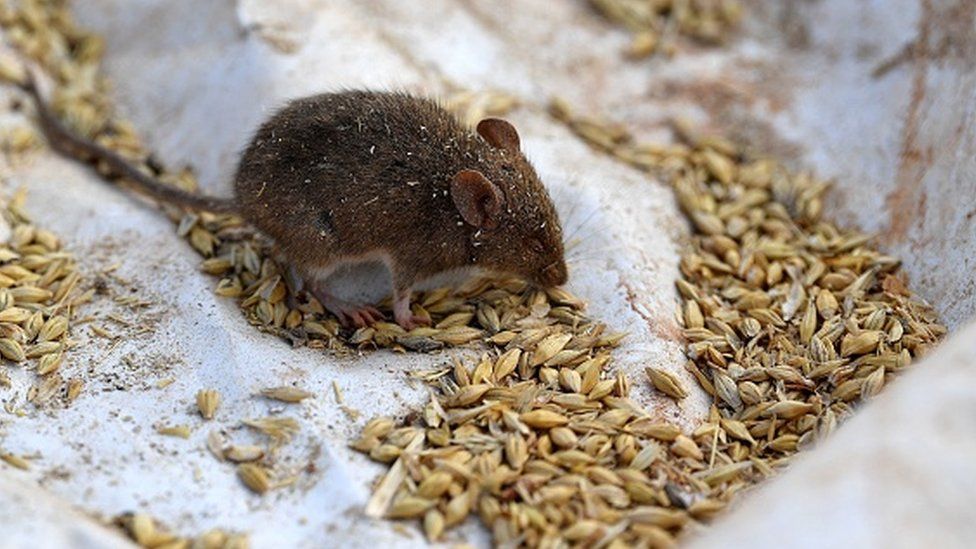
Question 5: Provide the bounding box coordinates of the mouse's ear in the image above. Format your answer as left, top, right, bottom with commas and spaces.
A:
476, 118, 520, 151
451, 169, 504, 230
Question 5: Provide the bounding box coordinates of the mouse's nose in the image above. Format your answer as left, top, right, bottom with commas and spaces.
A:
539, 260, 568, 287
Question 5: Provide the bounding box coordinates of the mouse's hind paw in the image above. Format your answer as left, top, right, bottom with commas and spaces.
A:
312, 287, 385, 328
395, 313, 431, 331
392, 289, 431, 331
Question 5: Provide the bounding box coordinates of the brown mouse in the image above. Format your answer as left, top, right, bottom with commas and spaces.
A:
20, 76, 568, 330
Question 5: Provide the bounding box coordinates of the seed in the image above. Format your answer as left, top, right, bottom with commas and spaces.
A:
768, 434, 798, 452
492, 348, 521, 381
531, 333, 572, 365
37, 352, 63, 375
0, 307, 30, 323
157, 425, 191, 439
237, 463, 271, 494
645, 367, 689, 399
387, 496, 434, 519
549, 427, 578, 448
417, 471, 453, 499
443, 491, 472, 526
629, 506, 688, 528
816, 289, 839, 318
423, 509, 445, 541
832, 378, 863, 402
553, 449, 594, 467
699, 462, 752, 486
580, 373, 611, 399
689, 498, 727, 519
362, 417, 395, 440
128, 514, 159, 546
26, 341, 61, 359
260, 386, 313, 403
436, 311, 474, 329
66, 379, 83, 402
764, 400, 814, 419
564, 520, 603, 541
37, 315, 68, 341
629, 443, 660, 470
702, 149, 735, 184
720, 418, 756, 444
627, 30, 658, 59
1, 453, 29, 470
862, 366, 885, 399
628, 420, 681, 441
200, 257, 232, 275
207, 430, 227, 461
189, 227, 217, 256
433, 326, 482, 345
369, 444, 401, 463
0, 338, 25, 362
559, 368, 582, 393
670, 435, 703, 460
196, 389, 220, 420
9, 286, 52, 303
349, 436, 380, 453
840, 331, 882, 356
691, 211, 725, 235
799, 304, 817, 343
520, 409, 569, 428
684, 299, 704, 328
713, 370, 742, 411
225, 445, 264, 462
505, 433, 528, 469
630, 525, 676, 548
446, 383, 491, 407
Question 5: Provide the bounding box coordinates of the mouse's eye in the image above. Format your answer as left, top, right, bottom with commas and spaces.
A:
528, 237, 545, 254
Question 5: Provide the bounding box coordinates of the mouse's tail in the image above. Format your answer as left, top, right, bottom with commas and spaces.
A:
18, 71, 237, 214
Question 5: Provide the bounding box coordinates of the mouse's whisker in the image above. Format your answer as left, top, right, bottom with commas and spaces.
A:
566, 257, 608, 268
565, 244, 629, 261
565, 237, 587, 254
555, 191, 585, 228
563, 207, 601, 243
565, 248, 634, 266
564, 230, 605, 254
563, 224, 605, 257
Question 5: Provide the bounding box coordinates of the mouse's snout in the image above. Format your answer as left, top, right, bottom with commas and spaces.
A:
537, 259, 568, 288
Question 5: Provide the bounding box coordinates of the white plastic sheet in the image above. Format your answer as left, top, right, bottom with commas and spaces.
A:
0, 0, 973, 547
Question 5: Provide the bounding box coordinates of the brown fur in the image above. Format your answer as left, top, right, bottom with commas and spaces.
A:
236, 91, 566, 292
24, 78, 567, 326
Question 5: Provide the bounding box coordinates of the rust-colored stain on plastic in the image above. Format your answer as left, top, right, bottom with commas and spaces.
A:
886, 0, 975, 243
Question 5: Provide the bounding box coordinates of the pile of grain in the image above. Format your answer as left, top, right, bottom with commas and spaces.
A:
0, 186, 88, 414
348, 104, 945, 546
589, 0, 743, 58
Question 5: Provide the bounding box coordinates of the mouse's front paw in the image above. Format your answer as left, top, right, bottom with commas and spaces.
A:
313, 287, 384, 328
338, 304, 385, 328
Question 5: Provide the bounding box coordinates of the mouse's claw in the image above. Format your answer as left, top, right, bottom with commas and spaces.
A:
397, 315, 432, 331
392, 290, 430, 330
344, 305, 386, 328
338, 304, 387, 328
363, 305, 384, 321
312, 287, 384, 328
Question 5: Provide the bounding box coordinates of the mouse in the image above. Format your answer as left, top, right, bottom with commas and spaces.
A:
19, 74, 568, 330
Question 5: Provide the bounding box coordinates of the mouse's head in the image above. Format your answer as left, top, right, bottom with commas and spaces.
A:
450, 118, 568, 288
